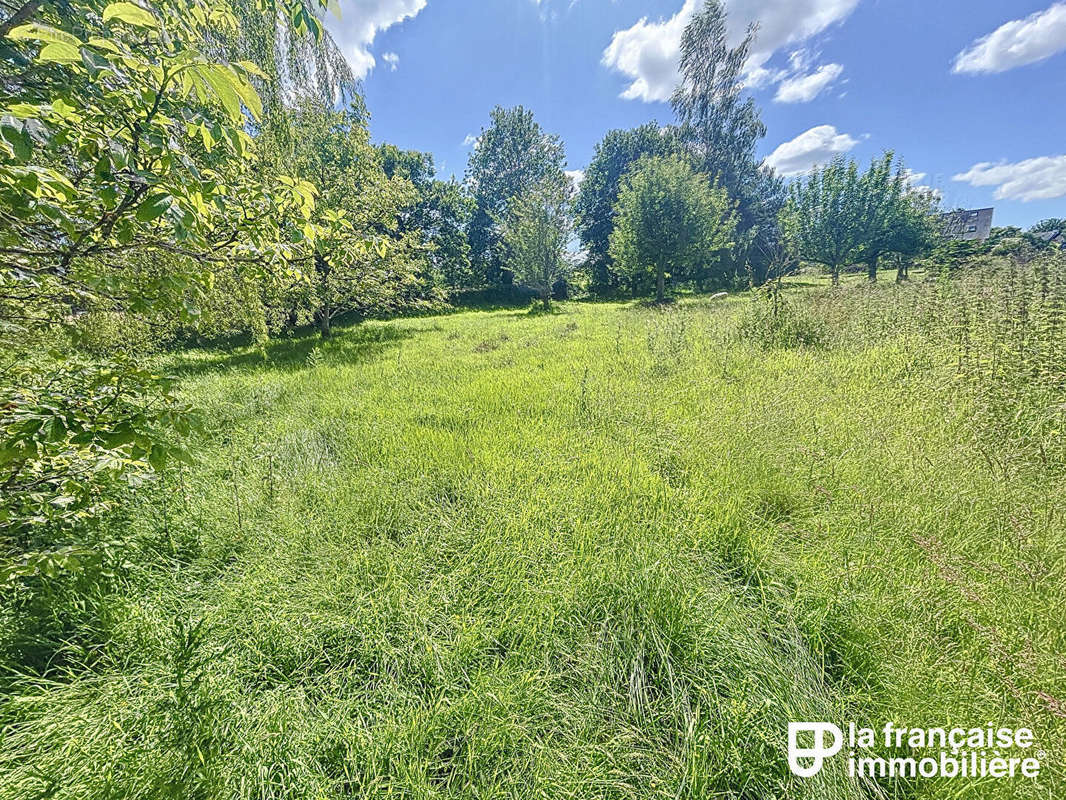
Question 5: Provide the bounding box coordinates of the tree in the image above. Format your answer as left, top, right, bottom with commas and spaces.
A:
500, 178, 574, 309
887, 188, 940, 282
788, 152, 937, 284
281, 99, 435, 338
224, 0, 358, 137
465, 106, 567, 286
609, 155, 736, 302
380, 144, 475, 289
1030, 218, 1066, 234
671, 0, 782, 284
0, 0, 323, 568
783, 154, 938, 286
856, 153, 910, 282
736, 168, 787, 287
671, 0, 764, 192
781, 157, 866, 286
574, 123, 680, 292
0, 1, 315, 328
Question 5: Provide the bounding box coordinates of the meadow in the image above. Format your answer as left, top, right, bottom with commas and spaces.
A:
1, 268, 1064, 799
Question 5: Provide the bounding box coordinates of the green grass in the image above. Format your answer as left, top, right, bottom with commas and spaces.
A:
1, 275, 1064, 799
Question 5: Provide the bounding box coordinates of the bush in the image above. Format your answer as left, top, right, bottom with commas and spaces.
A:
737, 284, 828, 348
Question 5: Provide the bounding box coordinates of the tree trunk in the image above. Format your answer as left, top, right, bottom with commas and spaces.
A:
656, 267, 665, 303
541, 290, 551, 310
867, 256, 878, 283
314, 253, 331, 338
896, 256, 908, 284
316, 308, 331, 339
831, 266, 840, 287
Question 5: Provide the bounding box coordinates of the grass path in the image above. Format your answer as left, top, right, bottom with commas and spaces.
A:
2, 292, 1063, 799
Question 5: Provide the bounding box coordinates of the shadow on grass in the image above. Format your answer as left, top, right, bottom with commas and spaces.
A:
442, 286, 542, 314
164, 321, 416, 378
499, 303, 572, 320
778, 280, 824, 289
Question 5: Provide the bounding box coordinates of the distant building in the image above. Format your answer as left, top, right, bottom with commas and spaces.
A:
940, 208, 994, 241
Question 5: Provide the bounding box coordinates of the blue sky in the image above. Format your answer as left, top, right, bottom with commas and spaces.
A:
326, 1, 1066, 228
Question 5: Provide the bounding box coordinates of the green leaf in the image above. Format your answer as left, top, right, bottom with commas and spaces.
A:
228, 70, 262, 121
50, 97, 77, 119
5, 103, 42, 118
195, 65, 241, 122
0, 119, 32, 160
38, 42, 81, 64
86, 36, 121, 53
135, 193, 173, 222
6, 23, 82, 47
102, 2, 158, 28
236, 60, 269, 80
147, 446, 167, 472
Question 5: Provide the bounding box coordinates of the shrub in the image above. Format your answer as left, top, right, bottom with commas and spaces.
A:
737, 284, 828, 348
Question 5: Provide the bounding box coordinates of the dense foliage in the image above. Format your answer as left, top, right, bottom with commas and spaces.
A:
464, 105, 567, 286
609, 155, 736, 302
0, 0, 327, 571
574, 123, 681, 292
781, 154, 936, 285
380, 144, 475, 290
275, 99, 442, 339
671, 0, 785, 286
500, 176, 574, 308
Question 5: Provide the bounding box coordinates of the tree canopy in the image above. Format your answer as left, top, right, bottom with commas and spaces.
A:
574, 123, 680, 292
276, 99, 439, 338
501, 178, 574, 308
465, 106, 567, 286
670, 0, 784, 286
782, 157, 865, 285
380, 144, 475, 290
609, 155, 736, 302
0, 0, 333, 556
782, 154, 938, 284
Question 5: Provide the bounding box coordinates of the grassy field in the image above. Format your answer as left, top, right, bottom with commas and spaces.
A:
1, 272, 1064, 798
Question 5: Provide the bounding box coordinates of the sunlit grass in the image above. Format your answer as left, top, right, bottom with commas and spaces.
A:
1, 276, 1063, 799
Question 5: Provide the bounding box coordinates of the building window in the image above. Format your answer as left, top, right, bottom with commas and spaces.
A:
967, 225, 978, 232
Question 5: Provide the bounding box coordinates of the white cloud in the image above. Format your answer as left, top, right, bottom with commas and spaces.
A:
953, 156, 1066, 202
763, 124, 859, 176
602, 0, 698, 102
566, 169, 586, 188
902, 169, 927, 186
902, 169, 940, 199
953, 3, 1066, 74
462, 134, 478, 147
602, 0, 859, 102
324, 0, 427, 80
381, 51, 399, 71
743, 65, 786, 89
773, 62, 843, 102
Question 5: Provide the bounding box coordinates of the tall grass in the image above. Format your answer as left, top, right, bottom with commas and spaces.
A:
1, 264, 1063, 799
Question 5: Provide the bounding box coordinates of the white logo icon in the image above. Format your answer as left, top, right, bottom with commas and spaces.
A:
788, 722, 843, 777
